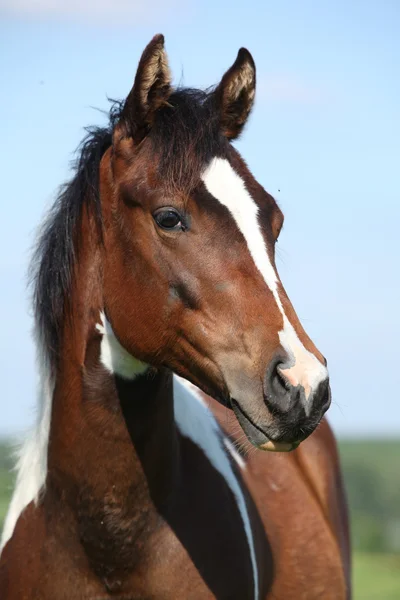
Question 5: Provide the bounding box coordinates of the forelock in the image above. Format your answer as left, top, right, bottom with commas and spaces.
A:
146, 88, 229, 193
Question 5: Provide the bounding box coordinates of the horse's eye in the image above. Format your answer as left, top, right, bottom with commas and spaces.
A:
153, 208, 184, 231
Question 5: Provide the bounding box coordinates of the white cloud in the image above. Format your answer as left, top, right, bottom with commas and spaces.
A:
0, 0, 185, 24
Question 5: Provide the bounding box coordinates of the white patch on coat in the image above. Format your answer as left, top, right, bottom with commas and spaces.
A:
1, 312, 258, 600
96, 312, 148, 379
201, 157, 328, 407
0, 327, 54, 553
0, 313, 148, 555
174, 376, 258, 600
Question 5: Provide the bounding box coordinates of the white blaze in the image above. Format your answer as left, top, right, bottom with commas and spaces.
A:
201, 157, 328, 405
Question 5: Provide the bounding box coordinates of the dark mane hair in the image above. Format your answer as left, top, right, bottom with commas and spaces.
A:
149, 88, 227, 191
30, 103, 121, 374
31, 88, 227, 374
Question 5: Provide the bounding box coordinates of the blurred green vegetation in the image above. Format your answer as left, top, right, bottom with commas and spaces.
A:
0, 440, 15, 535
0, 438, 399, 598
339, 439, 400, 554
353, 553, 400, 600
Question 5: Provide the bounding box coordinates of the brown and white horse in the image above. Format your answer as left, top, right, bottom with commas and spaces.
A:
0, 35, 350, 599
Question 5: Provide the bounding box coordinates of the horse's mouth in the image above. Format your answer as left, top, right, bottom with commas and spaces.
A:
230, 398, 299, 453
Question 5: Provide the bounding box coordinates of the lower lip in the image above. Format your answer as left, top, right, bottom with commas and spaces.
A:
259, 440, 299, 452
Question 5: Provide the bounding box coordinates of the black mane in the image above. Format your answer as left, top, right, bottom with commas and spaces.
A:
31, 109, 118, 373
31, 89, 227, 373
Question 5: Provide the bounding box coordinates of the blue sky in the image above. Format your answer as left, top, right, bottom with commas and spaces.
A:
0, 1, 399, 437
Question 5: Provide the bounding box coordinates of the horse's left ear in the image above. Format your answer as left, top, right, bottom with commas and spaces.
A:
214, 48, 256, 140
120, 34, 172, 142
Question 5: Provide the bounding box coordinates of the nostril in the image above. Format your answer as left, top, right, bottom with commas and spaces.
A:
315, 378, 331, 413
271, 366, 290, 396
321, 385, 331, 411
264, 352, 300, 414
264, 362, 299, 415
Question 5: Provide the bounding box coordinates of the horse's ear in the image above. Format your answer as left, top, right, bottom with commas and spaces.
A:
119, 34, 172, 142
214, 48, 256, 140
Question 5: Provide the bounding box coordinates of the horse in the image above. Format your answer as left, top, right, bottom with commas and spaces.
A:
0, 35, 351, 599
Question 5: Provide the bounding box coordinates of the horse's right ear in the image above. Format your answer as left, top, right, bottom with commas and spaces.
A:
118, 34, 172, 142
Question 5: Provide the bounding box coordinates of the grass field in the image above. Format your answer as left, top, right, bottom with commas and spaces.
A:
353, 553, 400, 599
1, 439, 399, 598
0, 447, 14, 536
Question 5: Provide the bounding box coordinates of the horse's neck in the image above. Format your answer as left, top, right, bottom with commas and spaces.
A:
47, 332, 179, 580
45, 234, 180, 555
48, 354, 178, 508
